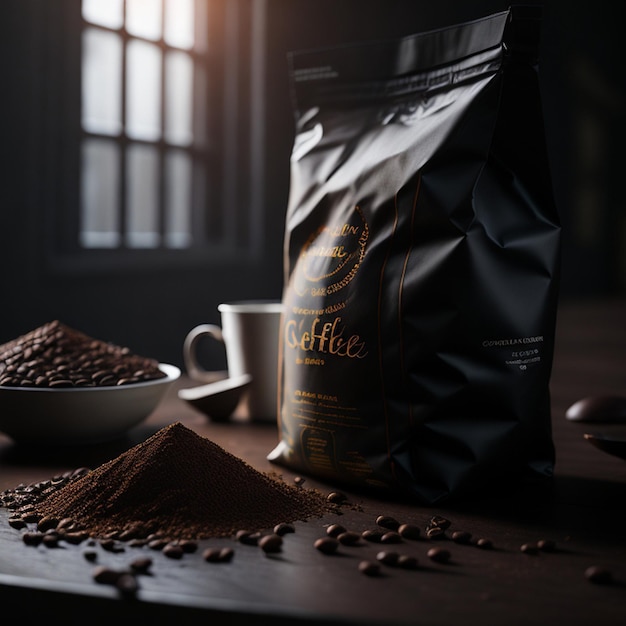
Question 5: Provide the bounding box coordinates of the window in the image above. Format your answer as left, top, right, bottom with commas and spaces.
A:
80, 0, 208, 250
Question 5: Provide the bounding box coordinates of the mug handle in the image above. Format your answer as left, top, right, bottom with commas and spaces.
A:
183, 324, 225, 382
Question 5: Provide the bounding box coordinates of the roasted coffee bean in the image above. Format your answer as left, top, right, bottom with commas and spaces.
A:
259, 533, 283, 553
163, 543, 184, 559
398, 524, 421, 540
116, 573, 139, 595
204, 546, 235, 563
294, 476, 305, 486
327, 491, 347, 504
398, 555, 419, 570
22, 532, 44, 546
148, 538, 169, 550
203, 548, 222, 562
376, 515, 400, 531
314, 537, 339, 555
451, 530, 472, 544
537, 539, 556, 552
337, 531, 361, 546
585, 566, 613, 584
100, 538, 124, 553
218, 547, 235, 562
93, 566, 122, 585
475, 538, 493, 550
376, 550, 400, 566
236, 530, 261, 546
37, 515, 59, 532
381, 531, 402, 544
520, 543, 539, 555
362, 529, 384, 543
425, 526, 446, 540
358, 560, 381, 577
178, 539, 198, 553
8, 517, 26, 529
428, 515, 451, 530
60, 531, 89, 545
427, 547, 451, 563
326, 523, 347, 538
42, 533, 59, 548
130, 557, 153, 573
274, 523, 295, 536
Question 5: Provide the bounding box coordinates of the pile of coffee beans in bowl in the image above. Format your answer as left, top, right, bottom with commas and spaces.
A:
0, 320, 166, 388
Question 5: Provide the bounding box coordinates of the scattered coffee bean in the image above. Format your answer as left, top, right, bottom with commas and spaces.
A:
475, 538, 493, 550
326, 523, 347, 538
398, 555, 419, 570
274, 523, 295, 536
376, 515, 400, 531
426, 526, 446, 540
537, 539, 556, 552
428, 515, 451, 530
218, 547, 235, 562
358, 560, 381, 577
376, 550, 400, 566
178, 539, 198, 553
314, 537, 339, 555
362, 529, 384, 543
585, 566, 613, 584
259, 534, 283, 554
148, 538, 169, 550
8, 517, 26, 529
93, 566, 122, 585
427, 547, 451, 563
100, 538, 124, 553
451, 530, 472, 544
381, 531, 402, 544
327, 491, 347, 504
398, 524, 421, 540
294, 476, 305, 486
163, 543, 184, 559
42, 533, 59, 548
129, 557, 153, 573
116, 573, 139, 595
337, 531, 361, 546
22, 532, 44, 546
62, 531, 89, 545
520, 543, 539, 555
236, 530, 261, 546
83, 550, 98, 562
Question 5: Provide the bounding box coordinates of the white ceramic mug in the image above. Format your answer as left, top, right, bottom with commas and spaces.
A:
183, 301, 283, 422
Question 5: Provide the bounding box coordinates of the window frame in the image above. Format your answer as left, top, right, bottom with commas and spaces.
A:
42, 0, 268, 276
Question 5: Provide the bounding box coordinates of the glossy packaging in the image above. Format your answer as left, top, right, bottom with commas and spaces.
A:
269, 7, 561, 503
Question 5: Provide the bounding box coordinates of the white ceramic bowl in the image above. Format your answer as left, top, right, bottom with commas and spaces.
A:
0, 363, 180, 445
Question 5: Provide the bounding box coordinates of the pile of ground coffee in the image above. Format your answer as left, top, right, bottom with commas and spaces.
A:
0, 320, 165, 387
32, 422, 333, 539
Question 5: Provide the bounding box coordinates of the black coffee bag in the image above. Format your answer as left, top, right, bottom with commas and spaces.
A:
269, 6, 560, 504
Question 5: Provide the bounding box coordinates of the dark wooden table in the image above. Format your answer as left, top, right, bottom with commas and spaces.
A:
1, 298, 625, 625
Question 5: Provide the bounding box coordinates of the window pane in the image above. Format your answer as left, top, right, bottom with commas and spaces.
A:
126, 145, 160, 248
193, 61, 207, 147
82, 28, 122, 135
82, 0, 124, 29
164, 0, 194, 49
126, 0, 162, 41
165, 51, 193, 145
165, 150, 192, 248
80, 139, 120, 248
126, 40, 162, 141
